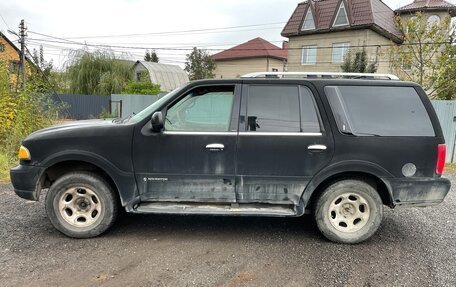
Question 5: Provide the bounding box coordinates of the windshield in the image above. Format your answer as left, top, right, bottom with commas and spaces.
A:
128, 87, 183, 124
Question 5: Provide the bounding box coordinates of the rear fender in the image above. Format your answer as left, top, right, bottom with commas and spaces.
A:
301, 160, 394, 208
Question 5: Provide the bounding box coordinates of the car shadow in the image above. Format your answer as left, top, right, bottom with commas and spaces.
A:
109, 212, 323, 241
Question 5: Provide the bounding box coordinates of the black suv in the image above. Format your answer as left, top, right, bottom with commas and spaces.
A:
10, 72, 451, 243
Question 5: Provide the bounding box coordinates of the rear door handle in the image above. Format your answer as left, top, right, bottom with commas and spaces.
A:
206, 143, 225, 151
308, 144, 327, 151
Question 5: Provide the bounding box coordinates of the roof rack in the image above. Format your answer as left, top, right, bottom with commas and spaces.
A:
241, 72, 400, 80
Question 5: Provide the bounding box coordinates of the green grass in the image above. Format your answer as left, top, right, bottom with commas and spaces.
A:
444, 163, 456, 174
0, 152, 11, 183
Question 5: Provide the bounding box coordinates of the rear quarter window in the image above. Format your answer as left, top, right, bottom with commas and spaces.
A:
325, 86, 435, 137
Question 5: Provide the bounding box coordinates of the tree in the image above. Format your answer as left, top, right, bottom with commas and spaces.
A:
184, 47, 215, 80
122, 81, 161, 95
434, 40, 456, 100
65, 50, 131, 95
341, 47, 377, 73
389, 13, 455, 99
29, 45, 57, 93
144, 50, 159, 63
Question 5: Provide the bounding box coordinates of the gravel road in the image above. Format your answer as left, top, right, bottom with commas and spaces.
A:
0, 175, 455, 287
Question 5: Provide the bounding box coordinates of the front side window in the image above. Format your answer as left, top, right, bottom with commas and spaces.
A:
325, 86, 435, 136
302, 45, 317, 65
332, 43, 350, 63
246, 85, 321, 133
165, 86, 234, 132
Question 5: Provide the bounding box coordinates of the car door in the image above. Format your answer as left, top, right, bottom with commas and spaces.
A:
236, 82, 334, 206
132, 83, 241, 203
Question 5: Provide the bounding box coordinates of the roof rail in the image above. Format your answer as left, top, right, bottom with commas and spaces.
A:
241, 72, 400, 80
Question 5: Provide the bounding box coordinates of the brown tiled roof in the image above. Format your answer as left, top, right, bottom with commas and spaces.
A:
281, 0, 403, 43
211, 37, 288, 61
396, 0, 456, 16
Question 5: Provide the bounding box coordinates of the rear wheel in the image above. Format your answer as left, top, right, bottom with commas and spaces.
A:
314, 179, 383, 244
45, 172, 118, 238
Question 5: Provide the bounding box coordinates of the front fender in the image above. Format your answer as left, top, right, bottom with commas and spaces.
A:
39, 150, 138, 206
301, 160, 394, 208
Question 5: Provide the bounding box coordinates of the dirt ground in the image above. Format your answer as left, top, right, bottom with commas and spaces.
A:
0, 175, 455, 287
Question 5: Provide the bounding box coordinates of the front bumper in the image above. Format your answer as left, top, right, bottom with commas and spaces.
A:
10, 164, 45, 201
383, 177, 451, 207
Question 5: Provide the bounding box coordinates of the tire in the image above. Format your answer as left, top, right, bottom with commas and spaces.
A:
314, 179, 383, 244
45, 172, 119, 238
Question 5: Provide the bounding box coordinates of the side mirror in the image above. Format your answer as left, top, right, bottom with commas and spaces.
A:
151, 111, 164, 132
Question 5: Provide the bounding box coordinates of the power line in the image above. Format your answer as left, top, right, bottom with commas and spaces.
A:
27, 36, 453, 51
0, 12, 10, 30
29, 22, 287, 39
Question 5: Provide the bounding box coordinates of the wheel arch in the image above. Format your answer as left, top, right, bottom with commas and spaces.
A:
302, 161, 395, 210
38, 151, 137, 206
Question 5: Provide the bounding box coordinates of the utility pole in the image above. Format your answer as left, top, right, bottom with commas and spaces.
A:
19, 19, 27, 91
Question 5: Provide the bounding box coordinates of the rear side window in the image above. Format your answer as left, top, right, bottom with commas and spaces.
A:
246, 85, 321, 132
247, 85, 300, 132
325, 86, 435, 136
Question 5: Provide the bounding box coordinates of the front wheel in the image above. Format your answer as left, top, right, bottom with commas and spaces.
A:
45, 172, 118, 238
314, 179, 383, 244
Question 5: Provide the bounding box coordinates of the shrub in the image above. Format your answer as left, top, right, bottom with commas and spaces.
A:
0, 61, 64, 181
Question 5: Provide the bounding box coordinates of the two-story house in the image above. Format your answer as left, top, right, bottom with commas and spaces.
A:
0, 32, 36, 87
282, 0, 456, 73
212, 37, 288, 78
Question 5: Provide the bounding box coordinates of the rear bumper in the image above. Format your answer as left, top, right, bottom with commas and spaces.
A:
10, 164, 45, 201
383, 177, 451, 207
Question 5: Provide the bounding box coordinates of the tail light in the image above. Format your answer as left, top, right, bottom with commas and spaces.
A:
436, 144, 446, 175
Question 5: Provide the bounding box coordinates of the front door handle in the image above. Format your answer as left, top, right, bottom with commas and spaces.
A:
308, 144, 327, 151
206, 143, 225, 152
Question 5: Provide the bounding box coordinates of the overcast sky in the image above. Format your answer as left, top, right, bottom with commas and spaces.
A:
0, 0, 453, 68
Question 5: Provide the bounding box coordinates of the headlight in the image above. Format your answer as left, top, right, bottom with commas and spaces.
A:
18, 145, 31, 160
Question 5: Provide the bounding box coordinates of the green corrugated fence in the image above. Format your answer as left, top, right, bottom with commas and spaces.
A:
431, 100, 456, 163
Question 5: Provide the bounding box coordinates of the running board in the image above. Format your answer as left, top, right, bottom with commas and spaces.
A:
134, 202, 297, 217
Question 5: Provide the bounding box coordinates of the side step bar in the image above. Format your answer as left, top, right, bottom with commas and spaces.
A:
134, 202, 297, 217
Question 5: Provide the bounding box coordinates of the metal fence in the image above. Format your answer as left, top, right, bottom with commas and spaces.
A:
51, 94, 110, 120
111, 94, 161, 118
431, 100, 456, 163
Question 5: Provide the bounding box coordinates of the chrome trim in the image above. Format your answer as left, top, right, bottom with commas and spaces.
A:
308, 144, 327, 151
239, 132, 322, 136
206, 143, 225, 151
241, 72, 399, 80
163, 131, 237, 136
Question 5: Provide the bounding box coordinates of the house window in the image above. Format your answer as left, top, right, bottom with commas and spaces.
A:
427, 15, 440, 29
302, 45, 317, 65
272, 68, 279, 72
0, 43, 5, 52
401, 59, 412, 71
333, 1, 349, 27
332, 43, 350, 63
301, 7, 316, 31
9, 61, 20, 73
